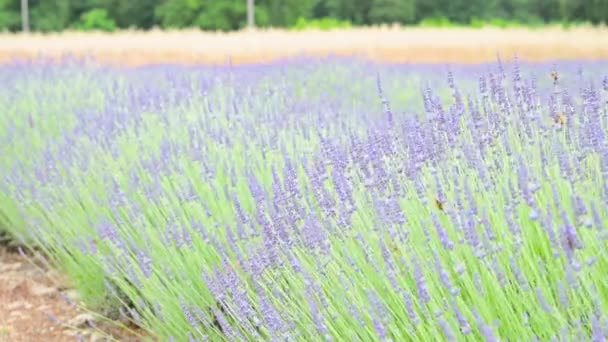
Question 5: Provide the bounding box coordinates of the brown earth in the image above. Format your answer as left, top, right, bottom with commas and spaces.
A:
0, 246, 147, 342
1, 26, 608, 66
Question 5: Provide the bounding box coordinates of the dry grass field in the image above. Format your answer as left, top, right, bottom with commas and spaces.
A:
1, 26, 608, 65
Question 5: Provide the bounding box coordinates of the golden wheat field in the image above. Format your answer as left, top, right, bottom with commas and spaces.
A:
1, 26, 608, 65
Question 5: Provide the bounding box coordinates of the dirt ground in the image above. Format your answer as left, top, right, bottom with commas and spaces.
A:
1, 26, 608, 66
0, 246, 145, 342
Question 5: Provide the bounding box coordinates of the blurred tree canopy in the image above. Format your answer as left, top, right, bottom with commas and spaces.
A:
0, 0, 607, 32
0, 0, 20, 30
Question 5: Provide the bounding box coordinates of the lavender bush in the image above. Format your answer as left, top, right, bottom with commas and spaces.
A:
1, 56, 608, 341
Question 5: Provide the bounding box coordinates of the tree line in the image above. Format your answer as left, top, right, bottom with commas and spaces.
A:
1, 0, 607, 32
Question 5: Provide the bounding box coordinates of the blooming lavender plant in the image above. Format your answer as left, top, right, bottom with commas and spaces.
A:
0, 56, 607, 341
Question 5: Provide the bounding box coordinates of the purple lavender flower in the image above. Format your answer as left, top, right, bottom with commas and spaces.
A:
376, 73, 393, 125
379, 239, 396, 271
95, 216, 119, 242
462, 210, 481, 249
247, 171, 266, 203
433, 251, 459, 296
450, 297, 471, 335
232, 197, 249, 225
301, 215, 329, 253
560, 210, 583, 260
167, 221, 185, 248
472, 307, 500, 342
412, 254, 431, 304
213, 307, 242, 342
305, 278, 330, 339
490, 256, 506, 287
258, 289, 285, 337
535, 287, 553, 313
332, 167, 352, 205
401, 289, 420, 326
191, 219, 210, 242
556, 280, 569, 309
591, 202, 605, 232
283, 157, 300, 199
571, 194, 588, 222
179, 296, 199, 328
187, 332, 199, 342
480, 208, 495, 241
345, 295, 366, 327
542, 204, 560, 256
438, 316, 457, 342
371, 316, 389, 341
554, 141, 573, 181
136, 247, 153, 278
504, 205, 521, 237
473, 271, 484, 295
125, 263, 143, 289
516, 158, 536, 206
509, 256, 529, 291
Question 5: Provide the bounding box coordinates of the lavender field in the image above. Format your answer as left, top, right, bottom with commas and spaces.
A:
1, 56, 608, 341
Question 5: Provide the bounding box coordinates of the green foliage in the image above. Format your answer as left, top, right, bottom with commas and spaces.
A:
193, 1, 247, 30
73, 8, 116, 31
104, 0, 162, 29
260, 0, 317, 27
155, 0, 200, 28
0, 11, 19, 32
155, 0, 248, 30
579, 0, 608, 24
0, 0, 607, 32
0, 0, 20, 31
292, 16, 352, 30
323, 0, 373, 25
418, 16, 455, 27
469, 17, 486, 28
368, 0, 416, 24
29, 0, 72, 32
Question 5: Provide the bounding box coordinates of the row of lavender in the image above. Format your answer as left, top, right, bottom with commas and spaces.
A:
1, 57, 608, 341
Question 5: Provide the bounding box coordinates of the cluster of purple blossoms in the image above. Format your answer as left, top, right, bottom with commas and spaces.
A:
0, 57, 607, 341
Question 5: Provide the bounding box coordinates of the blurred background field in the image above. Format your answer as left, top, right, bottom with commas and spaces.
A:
2, 0, 608, 32
2, 26, 608, 65
2, 0, 608, 65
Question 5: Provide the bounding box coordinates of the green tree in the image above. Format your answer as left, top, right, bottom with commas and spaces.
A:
259, 0, 317, 26
1, 0, 607, 32
497, 0, 544, 24
100, 0, 162, 29
155, 0, 200, 28
73, 8, 116, 31
29, 0, 72, 31
0, 0, 21, 31
323, 0, 373, 25
368, 0, 416, 24
416, 0, 502, 24
155, 0, 255, 30
574, 0, 608, 24
194, 1, 247, 30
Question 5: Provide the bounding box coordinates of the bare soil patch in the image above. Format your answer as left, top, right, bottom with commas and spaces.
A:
0, 246, 146, 342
